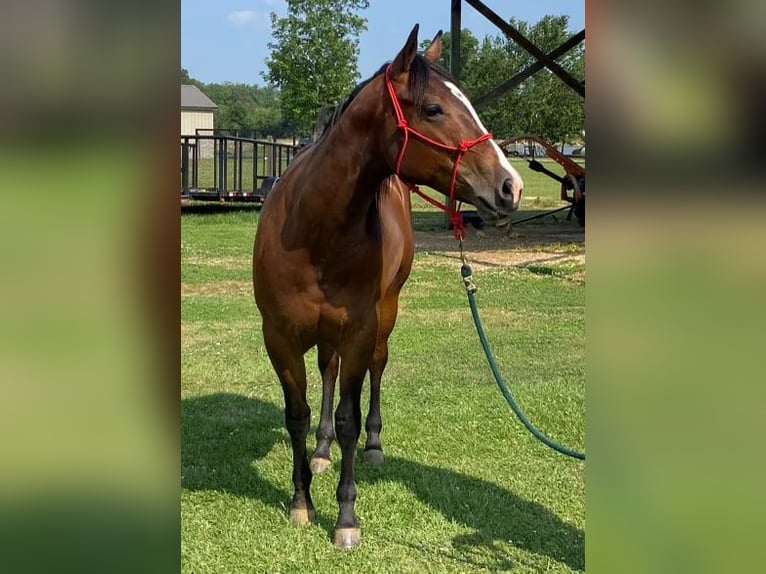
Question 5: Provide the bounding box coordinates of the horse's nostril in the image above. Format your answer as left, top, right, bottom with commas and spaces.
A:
502, 179, 515, 198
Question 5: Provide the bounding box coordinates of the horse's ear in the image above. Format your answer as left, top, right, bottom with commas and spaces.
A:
392, 24, 419, 75
423, 30, 443, 63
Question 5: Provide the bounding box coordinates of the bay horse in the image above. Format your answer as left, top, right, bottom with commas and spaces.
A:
253, 25, 523, 549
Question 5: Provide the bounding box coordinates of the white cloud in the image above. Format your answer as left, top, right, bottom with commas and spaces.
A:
227, 11, 267, 29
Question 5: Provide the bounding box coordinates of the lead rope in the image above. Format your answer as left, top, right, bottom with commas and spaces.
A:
460, 258, 585, 460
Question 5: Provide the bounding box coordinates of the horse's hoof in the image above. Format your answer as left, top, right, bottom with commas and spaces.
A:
290, 507, 315, 527
363, 449, 384, 465
310, 457, 332, 475
333, 527, 362, 550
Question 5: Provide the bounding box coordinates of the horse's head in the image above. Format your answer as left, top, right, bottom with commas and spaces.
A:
382, 25, 523, 220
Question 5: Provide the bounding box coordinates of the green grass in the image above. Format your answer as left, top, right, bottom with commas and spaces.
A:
181, 206, 585, 573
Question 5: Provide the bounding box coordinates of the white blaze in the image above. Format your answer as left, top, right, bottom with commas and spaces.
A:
442, 80, 523, 186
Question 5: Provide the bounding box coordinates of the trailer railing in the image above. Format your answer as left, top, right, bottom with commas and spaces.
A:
181, 134, 298, 203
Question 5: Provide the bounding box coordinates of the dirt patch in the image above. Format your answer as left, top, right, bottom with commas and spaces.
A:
181, 280, 252, 297
415, 223, 585, 272
397, 306, 530, 327
416, 222, 584, 253
420, 250, 585, 271
181, 323, 217, 347
182, 320, 254, 347
184, 256, 250, 270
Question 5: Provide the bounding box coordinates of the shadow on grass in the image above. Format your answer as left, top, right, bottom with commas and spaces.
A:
182, 393, 583, 571
181, 392, 287, 511
358, 458, 584, 571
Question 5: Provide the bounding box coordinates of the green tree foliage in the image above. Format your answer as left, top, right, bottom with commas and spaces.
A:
264, 0, 369, 134
420, 29, 480, 73
433, 17, 584, 145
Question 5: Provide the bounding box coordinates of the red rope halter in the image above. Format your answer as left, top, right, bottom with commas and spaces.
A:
384, 64, 493, 240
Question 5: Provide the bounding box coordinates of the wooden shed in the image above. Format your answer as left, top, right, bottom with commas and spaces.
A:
181, 85, 217, 136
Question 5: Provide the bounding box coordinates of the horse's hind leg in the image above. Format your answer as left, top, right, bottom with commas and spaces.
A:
310, 342, 338, 475
363, 295, 400, 465
262, 322, 315, 526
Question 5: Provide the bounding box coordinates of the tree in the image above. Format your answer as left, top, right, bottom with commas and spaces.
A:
514, 16, 584, 144
419, 29, 480, 73
432, 17, 584, 146
264, 0, 369, 135
181, 67, 204, 88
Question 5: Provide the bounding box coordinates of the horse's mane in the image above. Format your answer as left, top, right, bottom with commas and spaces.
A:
315, 55, 458, 142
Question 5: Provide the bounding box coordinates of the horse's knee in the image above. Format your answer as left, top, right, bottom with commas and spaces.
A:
334, 411, 360, 447
335, 392, 362, 445
285, 410, 310, 437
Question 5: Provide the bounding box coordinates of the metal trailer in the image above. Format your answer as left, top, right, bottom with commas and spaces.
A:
181, 133, 297, 205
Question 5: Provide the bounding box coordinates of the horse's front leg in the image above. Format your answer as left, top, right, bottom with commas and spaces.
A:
262, 322, 315, 526
363, 339, 386, 465
333, 333, 375, 549
311, 342, 339, 474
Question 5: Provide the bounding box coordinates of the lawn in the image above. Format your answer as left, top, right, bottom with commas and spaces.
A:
181, 194, 585, 572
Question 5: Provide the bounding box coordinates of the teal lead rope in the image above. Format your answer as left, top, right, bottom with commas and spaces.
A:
460, 263, 585, 461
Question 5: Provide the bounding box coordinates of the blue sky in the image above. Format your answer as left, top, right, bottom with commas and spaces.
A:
182, 0, 584, 85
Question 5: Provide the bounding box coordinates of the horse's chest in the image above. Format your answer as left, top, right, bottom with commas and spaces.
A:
315, 298, 371, 345
315, 269, 378, 330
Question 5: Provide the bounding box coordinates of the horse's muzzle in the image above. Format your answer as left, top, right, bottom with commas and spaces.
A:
495, 178, 522, 213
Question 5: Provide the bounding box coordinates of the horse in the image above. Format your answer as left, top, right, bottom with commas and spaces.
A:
253, 25, 523, 549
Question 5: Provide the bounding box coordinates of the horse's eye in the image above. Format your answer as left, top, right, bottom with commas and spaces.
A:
424, 104, 443, 118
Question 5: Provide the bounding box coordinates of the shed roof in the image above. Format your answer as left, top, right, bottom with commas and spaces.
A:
181, 85, 217, 110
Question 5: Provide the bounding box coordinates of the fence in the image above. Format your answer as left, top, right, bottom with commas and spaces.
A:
181, 134, 298, 202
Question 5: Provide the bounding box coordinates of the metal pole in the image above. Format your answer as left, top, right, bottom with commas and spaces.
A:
252, 142, 256, 193
474, 30, 585, 111
450, 0, 462, 80
181, 138, 189, 195
448, 0, 462, 229
192, 141, 198, 188
464, 0, 584, 97
219, 138, 227, 199
238, 140, 243, 193
271, 145, 277, 178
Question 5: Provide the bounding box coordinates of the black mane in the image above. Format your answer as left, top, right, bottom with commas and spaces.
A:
316, 55, 458, 140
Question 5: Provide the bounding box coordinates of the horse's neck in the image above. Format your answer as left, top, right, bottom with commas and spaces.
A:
294, 101, 390, 230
